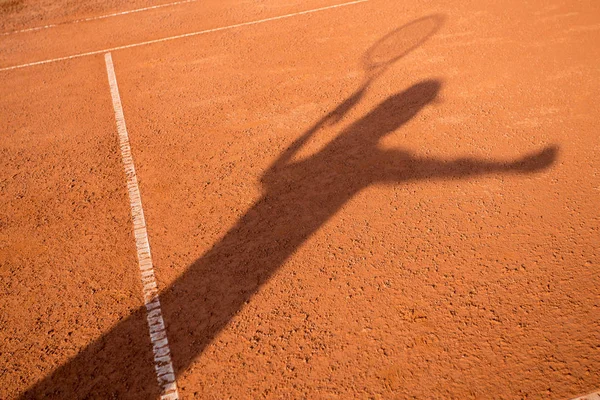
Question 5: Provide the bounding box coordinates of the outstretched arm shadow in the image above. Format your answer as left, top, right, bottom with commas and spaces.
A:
376, 146, 557, 184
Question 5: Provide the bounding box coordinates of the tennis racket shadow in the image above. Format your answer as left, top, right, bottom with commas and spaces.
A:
20, 15, 558, 400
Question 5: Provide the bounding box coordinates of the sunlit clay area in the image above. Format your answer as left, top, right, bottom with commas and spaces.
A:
1, 0, 599, 399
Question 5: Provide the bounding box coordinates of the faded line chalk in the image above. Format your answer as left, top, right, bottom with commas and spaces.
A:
1, 0, 368, 71
1, 0, 200, 36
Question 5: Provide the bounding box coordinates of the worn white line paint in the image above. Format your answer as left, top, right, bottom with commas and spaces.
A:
1, 0, 199, 36
0, 0, 368, 72
105, 52, 179, 400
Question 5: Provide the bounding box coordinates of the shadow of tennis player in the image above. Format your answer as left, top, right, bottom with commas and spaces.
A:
21, 16, 558, 400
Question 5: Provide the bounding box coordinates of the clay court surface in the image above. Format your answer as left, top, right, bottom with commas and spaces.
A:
1, 0, 599, 398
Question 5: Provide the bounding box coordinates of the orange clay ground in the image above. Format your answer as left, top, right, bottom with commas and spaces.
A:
1, 0, 599, 398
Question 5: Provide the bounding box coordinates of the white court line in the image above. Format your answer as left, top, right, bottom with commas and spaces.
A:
0, 0, 368, 72
1, 0, 199, 36
105, 52, 179, 400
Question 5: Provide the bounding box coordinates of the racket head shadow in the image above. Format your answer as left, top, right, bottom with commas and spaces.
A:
362, 14, 445, 78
